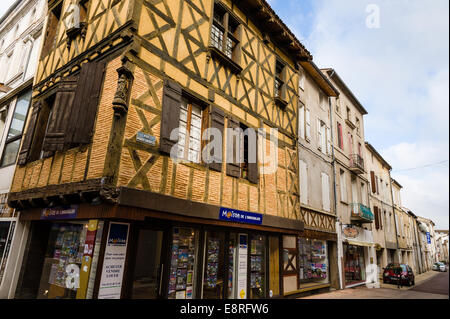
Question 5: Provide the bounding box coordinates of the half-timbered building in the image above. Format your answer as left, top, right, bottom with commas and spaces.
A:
9, 0, 337, 299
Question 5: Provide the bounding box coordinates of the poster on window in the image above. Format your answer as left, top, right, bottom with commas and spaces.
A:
237, 234, 248, 299
98, 222, 129, 299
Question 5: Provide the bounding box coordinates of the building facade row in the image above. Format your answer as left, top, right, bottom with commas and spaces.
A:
0, 0, 445, 299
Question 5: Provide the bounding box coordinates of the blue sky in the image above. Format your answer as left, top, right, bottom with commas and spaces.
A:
1, 1, 449, 229
268, 0, 449, 229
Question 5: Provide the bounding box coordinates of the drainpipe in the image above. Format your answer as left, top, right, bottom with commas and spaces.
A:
388, 170, 400, 263
327, 73, 342, 290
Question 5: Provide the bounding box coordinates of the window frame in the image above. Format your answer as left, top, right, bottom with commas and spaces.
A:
0, 90, 32, 168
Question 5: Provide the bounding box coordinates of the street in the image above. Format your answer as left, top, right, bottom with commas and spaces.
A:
300, 272, 449, 299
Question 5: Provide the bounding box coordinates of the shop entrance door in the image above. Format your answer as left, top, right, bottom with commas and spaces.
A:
130, 229, 165, 299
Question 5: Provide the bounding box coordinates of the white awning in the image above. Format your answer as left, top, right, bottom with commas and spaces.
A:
346, 240, 375, 247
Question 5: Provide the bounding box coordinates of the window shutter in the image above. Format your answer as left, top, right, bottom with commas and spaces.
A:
42, 77, 78, 157
299, 105, 305, 140
338, 123, 344, 149
70, 61, 106, 145
305, 108, 311, 140
280, 66, 288, 101
374, 206, 379, 230
326, 126, 331, 155
376, 176, 379, 194
209, 106, 224, 172
160, 79, 182, 154
322, 173, 330, 212
226, 117, 241, 178
247, 130, 259, 184
379, 209, 383, 230
317, 118, 322, 147
371, 171, 376, 193
17, 101, 41, 165
299, 160, 308, 205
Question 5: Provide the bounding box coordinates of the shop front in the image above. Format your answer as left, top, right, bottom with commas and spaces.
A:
14, 194, 304, 300
341, 224, 375, 288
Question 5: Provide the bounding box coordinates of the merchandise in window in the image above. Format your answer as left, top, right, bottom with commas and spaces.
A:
168, 227, 199, 299
250, 235, 266, 299
298, 238, 329, 288
37, 221, 103, 299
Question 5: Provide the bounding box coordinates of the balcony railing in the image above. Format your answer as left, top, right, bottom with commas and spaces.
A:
350, 203, 374, 223
349, 154, 364, 174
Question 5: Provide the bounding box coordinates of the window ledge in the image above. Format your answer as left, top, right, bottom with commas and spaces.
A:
275, 96, 288, 109
209, 46, 242, 74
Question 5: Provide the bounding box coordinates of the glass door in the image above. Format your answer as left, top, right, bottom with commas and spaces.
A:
250, 235, 266, 299
130, 229, 164, 299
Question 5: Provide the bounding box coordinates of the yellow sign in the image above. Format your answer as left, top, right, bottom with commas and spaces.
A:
240, 289, 246, 299
76, 220, 98, 299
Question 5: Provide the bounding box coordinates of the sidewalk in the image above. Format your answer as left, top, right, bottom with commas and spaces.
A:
379, 270, 439, 291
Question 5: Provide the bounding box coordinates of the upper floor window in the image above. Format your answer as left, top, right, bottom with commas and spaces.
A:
274, 60, 288, 107
337, 122, 344, 150
177, 97, 204, 163
356, 117, 360, 134
346, 107, 351, 121
0, 90, 32, 167
210, 3, 241, 69
41, 2, 62, 58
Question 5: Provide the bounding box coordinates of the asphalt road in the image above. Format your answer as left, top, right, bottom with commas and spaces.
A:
410, 271, 449, 296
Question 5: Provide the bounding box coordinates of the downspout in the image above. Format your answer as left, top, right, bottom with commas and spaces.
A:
388, 171, 400, 263
328, 71, 342, 289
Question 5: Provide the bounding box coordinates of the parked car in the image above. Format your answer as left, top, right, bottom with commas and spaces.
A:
432, 262, 447, 272
383, 263, 415, 286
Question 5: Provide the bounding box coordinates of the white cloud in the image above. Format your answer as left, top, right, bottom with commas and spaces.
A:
296, 0, 450, 228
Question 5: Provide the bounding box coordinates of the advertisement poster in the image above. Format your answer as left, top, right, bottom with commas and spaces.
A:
98, 222, 129, 299
237, 234, 248, 299
76, 220, 98, 299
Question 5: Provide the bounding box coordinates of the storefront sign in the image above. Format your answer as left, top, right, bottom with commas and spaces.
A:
219, 208, 263, 225
98, 222, 129, 299
237, 234, 248, 299
342, 225, 359, 239
426, 232, 431, 244
41, 205, 78, 220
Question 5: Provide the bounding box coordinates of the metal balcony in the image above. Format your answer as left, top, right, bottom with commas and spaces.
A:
350, 203, 374, 223
349, 154, 365, 174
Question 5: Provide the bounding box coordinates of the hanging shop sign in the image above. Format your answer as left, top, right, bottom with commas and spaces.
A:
426, 232, 431, 244
342, 225, 359, 239
98, 222, 130, 299
41, 205, 78, 220
219, 207, 263, 225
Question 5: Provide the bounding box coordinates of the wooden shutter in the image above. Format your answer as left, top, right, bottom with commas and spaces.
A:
326, 126, 332, 155
376, 176, 379, 194
305, 108, 311, 140
322, 173, 330, 212
299, 106, 305, 139
17, 101, 41, 165
338, 123, 343, 149
209, 106, 224, 172
70, 61, 106, 145
317, 118, 322, 146
379, 209, 383, 230
374, 206, 379, 230
248, 131, 259, 184
299, 160, 308, 205
371, 171, 376, 193
41, 77, 78, 157
226, 117, 241, 178
160, 79, 182, 154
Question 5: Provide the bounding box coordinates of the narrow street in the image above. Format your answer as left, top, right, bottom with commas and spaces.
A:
300, 271, 449, 299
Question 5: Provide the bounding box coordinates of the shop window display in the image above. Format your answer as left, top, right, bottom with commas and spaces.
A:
37, 221, 103, 299
203, 231, 225, 299
344, 244, 366, 286
250, 235, 266, 299
168, 227, 199, 299
298, 238, 329, 288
